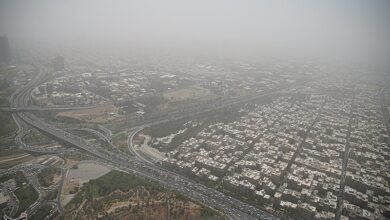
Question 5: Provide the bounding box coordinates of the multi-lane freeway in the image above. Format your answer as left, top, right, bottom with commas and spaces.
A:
9, 66, 281, 220
18, 90, 279, 220
0, 105, 99, 112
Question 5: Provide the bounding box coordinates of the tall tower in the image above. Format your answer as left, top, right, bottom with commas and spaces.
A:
0, 36, 11, 66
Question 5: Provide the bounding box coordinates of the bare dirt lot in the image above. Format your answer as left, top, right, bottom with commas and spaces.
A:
61, 161, 111, 206
56, 104, 118, 123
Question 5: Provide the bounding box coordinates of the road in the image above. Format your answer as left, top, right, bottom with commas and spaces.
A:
334, 91, 355, 220
127, 126, 155, 165
379, 86, 390, 147
7, 68, 70, 216
9, 66, 282, 220
56, 168, 66, 214
19, 104, 278, 220
0, 105, 99, 112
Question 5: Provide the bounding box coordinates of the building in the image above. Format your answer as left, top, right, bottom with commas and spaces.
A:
52, 56, 64, 71
0, 36, 11, 66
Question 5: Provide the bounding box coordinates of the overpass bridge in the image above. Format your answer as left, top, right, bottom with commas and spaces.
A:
18, 112, 112, 161
1, 105, 98, 112
17, 110, 279, 220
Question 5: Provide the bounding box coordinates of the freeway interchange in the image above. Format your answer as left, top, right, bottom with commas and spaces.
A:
9, 67, 281, 220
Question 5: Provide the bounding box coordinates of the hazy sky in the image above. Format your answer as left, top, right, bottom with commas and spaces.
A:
1, 0, 389, 63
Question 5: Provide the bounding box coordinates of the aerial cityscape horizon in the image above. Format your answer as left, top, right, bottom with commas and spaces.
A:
0, 0, 389, 220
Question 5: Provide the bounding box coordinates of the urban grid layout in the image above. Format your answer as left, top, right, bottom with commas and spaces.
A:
0, 1, 390, 220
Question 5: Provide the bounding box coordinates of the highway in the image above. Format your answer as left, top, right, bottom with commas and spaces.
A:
67, 127, 112, 146
335, 92, 355, 220
19, 106, 279, 220
8, 67, 73, 216
9, 66, 281, 220
127, 126, 155, 165
0, 105, 99, 112
56, 168, 66, 214
125, 128, 280, 220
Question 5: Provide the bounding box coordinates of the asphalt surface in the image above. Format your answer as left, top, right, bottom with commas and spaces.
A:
9, 67, 282, 220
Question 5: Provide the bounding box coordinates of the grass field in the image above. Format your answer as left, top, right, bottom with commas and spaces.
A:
112, 133, 131, 154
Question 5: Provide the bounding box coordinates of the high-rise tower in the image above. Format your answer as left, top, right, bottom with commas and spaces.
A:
0, 36, 11, 66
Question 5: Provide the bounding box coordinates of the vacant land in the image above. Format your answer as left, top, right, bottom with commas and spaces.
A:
67, 163, 111, 185
61, 162, 111, 206
64, 170, 225, 220
56, 104, 118, 123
